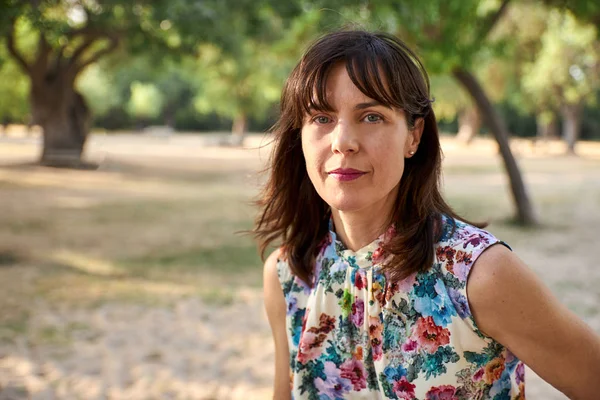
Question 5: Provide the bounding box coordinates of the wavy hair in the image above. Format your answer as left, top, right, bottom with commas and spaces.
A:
254, 30, 482, 285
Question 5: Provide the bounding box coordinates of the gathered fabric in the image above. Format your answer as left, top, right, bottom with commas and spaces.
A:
277, 215, 525, 400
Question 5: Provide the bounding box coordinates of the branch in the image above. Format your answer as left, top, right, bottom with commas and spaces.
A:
6, 19, 31, 75
31, 32, 52, 78
74, 35, 119, 74
53, 44, 67, 72
69, 35, 101, 67
479, 0, 512, 40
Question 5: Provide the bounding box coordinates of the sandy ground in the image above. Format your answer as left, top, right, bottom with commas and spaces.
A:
0, 131, 599, 399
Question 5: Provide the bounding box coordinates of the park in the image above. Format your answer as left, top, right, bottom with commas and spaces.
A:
1, 1, 600, 399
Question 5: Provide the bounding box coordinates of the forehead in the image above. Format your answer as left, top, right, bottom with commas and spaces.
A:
305, 59, 397, 113
323, 64, 377, 100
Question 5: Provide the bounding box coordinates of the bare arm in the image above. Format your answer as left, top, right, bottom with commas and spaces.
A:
468, 244, 600, 400
263, 249, 292, 400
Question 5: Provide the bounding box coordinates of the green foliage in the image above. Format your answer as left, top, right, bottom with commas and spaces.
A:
127, 81, 163, 120
77, 64, 120, 118
522, 10, 599, 109
0, 47, 28, 122
192, 41, 282, 122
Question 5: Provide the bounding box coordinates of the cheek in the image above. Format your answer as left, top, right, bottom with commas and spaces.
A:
372, 138, 406, 183
302, 131, 327, 169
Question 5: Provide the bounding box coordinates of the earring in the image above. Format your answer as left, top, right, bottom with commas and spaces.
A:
409, 151, 415, 155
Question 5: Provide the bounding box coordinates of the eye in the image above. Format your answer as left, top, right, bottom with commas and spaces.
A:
363, 114, 383, 123
313, 115, 332, 124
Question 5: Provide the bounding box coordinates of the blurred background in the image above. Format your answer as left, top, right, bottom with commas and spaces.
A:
0, 0, 599, 399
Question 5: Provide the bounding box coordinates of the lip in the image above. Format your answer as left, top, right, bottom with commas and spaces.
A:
327, 168, 367, 182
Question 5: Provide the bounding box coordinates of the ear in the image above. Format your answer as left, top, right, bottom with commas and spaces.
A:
405, 117, 424, 157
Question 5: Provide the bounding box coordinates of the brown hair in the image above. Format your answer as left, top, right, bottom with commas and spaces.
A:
254, 30, 482, 285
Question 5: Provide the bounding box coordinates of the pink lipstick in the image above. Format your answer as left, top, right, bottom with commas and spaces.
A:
327, 168, 366, 182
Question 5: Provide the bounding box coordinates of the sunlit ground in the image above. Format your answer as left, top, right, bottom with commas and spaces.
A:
0, 129, 599, 399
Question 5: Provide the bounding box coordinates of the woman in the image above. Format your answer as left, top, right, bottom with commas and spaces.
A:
255, 30, 600, 399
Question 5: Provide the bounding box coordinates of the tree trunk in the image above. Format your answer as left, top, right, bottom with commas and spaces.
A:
30, 72, 91, 167
230, 112, 247, 146
456, 106, 481, 144
453, 67, 537, 226
561, 103, 583, 155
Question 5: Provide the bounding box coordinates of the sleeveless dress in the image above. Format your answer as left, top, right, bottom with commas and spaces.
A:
277, 215, 526, 400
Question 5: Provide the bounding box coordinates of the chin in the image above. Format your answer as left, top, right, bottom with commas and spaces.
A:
325, 194, 368, 213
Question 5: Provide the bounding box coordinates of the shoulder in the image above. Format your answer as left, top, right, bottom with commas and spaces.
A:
263, 247, 285, 284
466, 244, 541, 337
263, 248, 287, 314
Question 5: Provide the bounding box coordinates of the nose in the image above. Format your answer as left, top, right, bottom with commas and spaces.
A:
331, 121, 359, 155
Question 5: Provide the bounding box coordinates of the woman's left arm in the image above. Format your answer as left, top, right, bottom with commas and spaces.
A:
467, 244, 600, 400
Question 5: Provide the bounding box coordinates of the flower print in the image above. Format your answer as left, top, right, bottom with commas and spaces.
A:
463, 232, 490, 249
447, 288, 470, 319
413, 280, 457, 327
291, 309, 305, 346
318, 233, 333, 257
298, 314, 336, 363
411, 316, 451, 354
484, 357, 506, 384
383, 364, 409, 396
317, 313, 336, 333
489, 371, 512, 399
354, 269, 367, 290
516, 382, 525, 400
353, 345, 363, 361
368, 316, 384, 361
330, 258, 350, 275
473, 367, 484, 382
340, 358, 368, 391
351, 298, 365, 328
314, 361, 352, 399
372, 246, 386, 264
384, 281, 399, 302
515, 362, 525, 385
298, 331, 324, 362
455, 250, 472, 266
421, 346, 460, 379
383, 364, 407, 381
395, 272, 417, 294
401, 338, 418, 353
425, 385, 458, 400
294, 275, 313, 295
437, 246, 456, 263
340, 290, 353, 318
286, 295, 298, 316
451, 253, 472, 282
393, 377, 416, 399
372, 280, 386, 306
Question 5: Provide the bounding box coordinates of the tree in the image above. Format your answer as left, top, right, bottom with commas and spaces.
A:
0, 0, 249, 166
521, 11, 599, 154
192, 40, 282, 144
190, 1, 310, 143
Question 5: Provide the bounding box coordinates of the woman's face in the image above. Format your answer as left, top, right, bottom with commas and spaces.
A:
301, 63, 422, 215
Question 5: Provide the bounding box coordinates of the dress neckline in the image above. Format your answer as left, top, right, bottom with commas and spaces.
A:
328, 217, 394, 269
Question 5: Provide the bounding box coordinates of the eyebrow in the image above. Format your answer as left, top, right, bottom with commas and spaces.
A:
354, 101, 392, 110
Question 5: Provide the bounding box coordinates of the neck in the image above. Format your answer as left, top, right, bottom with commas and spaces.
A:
330, 196, 396, 252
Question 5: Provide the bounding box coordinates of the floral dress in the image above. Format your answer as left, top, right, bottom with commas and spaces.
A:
277, 216, 526, 399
